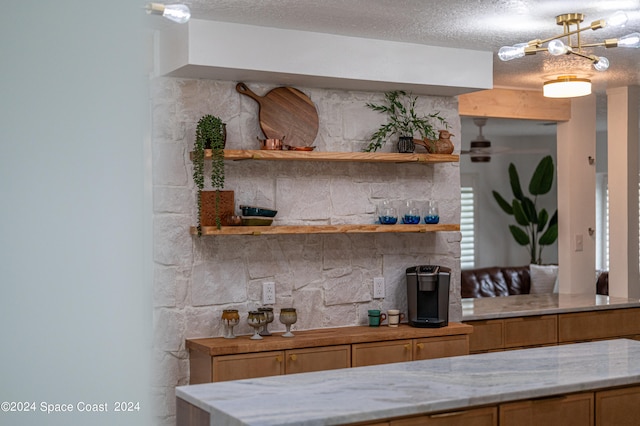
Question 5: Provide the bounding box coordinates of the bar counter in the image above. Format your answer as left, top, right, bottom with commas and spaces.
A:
462, 293, 640, 321
176, 339, 640, 426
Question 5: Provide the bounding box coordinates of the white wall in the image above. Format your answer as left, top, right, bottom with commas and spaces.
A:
0, 2, 151, 426
150, 78, 462, 425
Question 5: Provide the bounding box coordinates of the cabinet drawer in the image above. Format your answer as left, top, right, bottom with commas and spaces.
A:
466, 319, 504, 353
559, 308, 640, 342
504, 315, 557, 348
391, 406, 497, 425
596, 385, 640, 426
352, 340, 412, 367
285, 345, 350, 374
500, 392, 593, 426
413, 335, 469, 360
212, 351, 284, 382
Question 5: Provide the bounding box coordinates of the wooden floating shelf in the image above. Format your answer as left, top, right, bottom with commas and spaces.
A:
190, 224, 460, 236
191, 149, 459, 164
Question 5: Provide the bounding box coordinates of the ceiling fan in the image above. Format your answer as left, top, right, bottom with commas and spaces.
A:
461, 118, 549, 163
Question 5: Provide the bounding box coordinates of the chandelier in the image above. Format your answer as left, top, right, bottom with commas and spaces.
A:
498, 11, 640, 98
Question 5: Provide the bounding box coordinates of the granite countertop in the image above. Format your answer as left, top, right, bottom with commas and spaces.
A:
176, 339, 640, 426
462, 293, 640, 321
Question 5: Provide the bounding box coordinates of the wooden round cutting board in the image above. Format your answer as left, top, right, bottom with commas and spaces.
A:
236, 82, 319, 147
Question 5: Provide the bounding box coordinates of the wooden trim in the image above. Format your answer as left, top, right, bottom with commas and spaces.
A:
458, 88, 571, 121
187, 323, 473, 356
190, 223, 460, 236
191, 149, 459, 164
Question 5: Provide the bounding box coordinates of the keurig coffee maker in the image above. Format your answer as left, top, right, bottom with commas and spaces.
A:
406, 265, 450, 328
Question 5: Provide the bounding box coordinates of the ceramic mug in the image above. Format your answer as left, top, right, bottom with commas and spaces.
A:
387, 309, 406, 327
368, 309, 387, 327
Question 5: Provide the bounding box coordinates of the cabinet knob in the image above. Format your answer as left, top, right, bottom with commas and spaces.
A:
275, 356, 283, 363
404, 344, 411, 350
290, 354, 297, 361
417, 343, 424, 350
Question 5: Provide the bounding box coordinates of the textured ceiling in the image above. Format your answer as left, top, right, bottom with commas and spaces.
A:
187, 0, 640, 94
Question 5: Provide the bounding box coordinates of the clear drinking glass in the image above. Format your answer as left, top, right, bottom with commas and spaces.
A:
377, 200, 398, 225
424, 200, 440, 224
402, 200, 421, 224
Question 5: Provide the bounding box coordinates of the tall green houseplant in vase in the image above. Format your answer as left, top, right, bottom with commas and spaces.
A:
193, 114, 226, 235
492, 155, 558, 264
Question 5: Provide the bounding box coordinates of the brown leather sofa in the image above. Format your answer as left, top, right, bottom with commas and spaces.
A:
461, 266, 531, 298
461, 266, 609, 298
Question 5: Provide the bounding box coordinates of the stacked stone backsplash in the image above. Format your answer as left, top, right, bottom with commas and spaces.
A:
151, 77, 461, 424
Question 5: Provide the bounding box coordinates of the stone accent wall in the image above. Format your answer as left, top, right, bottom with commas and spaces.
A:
150, 78, 462, 425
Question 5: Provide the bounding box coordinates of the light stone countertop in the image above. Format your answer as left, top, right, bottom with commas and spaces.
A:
462, 293, 640, 321
176, 339, 640, 426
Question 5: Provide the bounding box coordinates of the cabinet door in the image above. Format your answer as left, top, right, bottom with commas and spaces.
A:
212, 351, 284, 382
504, 315, 557, 348
390, 406, 497, 426
559, 308, 640, 343
500, 393, 594, 426
413, 335, 469, 361
466, 319, 504, 353
285, 345, 350, 374
352, 340, 412, 367
596, 386, 640, 426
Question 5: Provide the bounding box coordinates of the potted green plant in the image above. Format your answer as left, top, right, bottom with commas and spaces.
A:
492, 155, 558, 264
193, 114, 228, 234
364, 90, 449, 153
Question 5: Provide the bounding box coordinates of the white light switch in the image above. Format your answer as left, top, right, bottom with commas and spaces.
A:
575, 234, 583, 252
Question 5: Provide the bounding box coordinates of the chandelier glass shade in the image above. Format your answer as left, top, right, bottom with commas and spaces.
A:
498, 11, 640, 97
146, 3, 191, 24
543, 76, 592, 98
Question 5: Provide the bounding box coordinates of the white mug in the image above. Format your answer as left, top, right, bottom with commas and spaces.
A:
387, 309, 406, 327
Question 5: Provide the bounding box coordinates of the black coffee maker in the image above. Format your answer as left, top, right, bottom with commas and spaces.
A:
406, 265, 450, 328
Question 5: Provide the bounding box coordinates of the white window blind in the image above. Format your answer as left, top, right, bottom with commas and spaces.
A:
460, 186, 475, 269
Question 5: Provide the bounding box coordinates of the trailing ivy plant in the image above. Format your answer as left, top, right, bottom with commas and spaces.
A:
492, 155, 558, 264
364, 90, 449, 152
193, 114, 226, 234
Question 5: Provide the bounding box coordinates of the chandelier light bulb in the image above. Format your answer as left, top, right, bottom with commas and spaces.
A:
618, 33, 640, 48
606, 11, 628, 28
498, 45, 526, 61
146, 3, 191, 24
593, 56, 610, 71
547, 39, 567, 56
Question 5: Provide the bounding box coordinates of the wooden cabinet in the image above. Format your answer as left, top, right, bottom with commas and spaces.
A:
390, 407, 497, 425
503, 315, 557, 348
500, 393, 594, 426
595, 385, 640, 426
466, 308, 640, 353
188, 323, 473, 383
285, 345, 350, 374
467, 319, 504, 353
558, 308, 640, 343
352, 340, 412, 367
212, 351, 284, 382
413, 335, 469, 360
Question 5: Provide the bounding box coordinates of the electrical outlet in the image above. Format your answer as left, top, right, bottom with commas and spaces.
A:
373, 277, 385, 299
263, 281, 276, 304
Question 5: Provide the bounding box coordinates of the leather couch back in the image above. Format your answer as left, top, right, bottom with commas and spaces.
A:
461, 266, 531, 298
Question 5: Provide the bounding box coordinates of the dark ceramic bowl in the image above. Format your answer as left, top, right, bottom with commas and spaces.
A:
241, 216, 274, 226
239, 205, 278, 217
